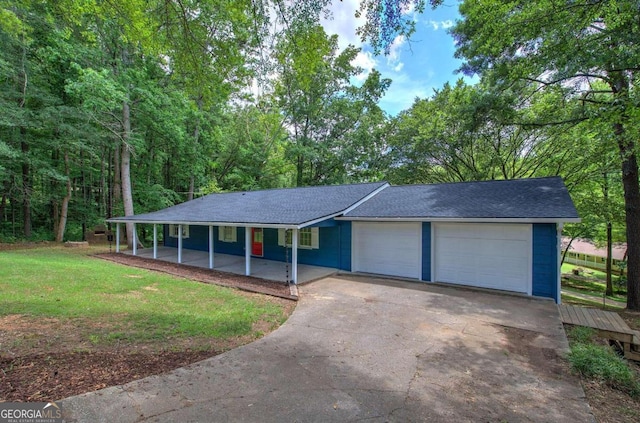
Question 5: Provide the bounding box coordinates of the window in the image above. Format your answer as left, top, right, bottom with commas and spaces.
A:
299, 228, 312, 248
218, 226, 237, 243
278, 228, 319, 249
168, 224, 189, 239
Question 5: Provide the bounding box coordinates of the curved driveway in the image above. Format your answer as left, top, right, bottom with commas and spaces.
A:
62, 275, 594, 422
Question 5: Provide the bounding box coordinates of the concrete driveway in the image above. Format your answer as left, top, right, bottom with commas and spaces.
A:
62, 275, 594, 422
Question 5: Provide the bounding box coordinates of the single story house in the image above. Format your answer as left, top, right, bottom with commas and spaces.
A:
562, 237, 627, 274
108, 176, 579, 303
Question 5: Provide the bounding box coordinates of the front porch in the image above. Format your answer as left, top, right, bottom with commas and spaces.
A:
126, 246, 337, 284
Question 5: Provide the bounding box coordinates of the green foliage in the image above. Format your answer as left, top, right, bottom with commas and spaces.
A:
388, 80, 586, 184
567, 336, 640, 397
273, 22, 391, 186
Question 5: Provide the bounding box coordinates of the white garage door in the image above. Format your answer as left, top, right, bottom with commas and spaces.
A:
434, 223, 531, 293
352, 222, 422, 279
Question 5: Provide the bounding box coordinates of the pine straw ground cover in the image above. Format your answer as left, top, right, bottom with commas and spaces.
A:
0, 245, 295, 401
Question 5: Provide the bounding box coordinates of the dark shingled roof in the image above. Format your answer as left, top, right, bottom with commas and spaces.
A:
343, 177, 578, 219
110, 182, 387, 226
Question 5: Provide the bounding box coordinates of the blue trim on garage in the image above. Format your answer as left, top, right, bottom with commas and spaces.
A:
532, 223, 559, 302
338, 221, 352, 271
422, 222, 431, 281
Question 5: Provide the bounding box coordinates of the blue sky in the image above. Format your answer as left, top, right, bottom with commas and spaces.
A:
321, 0, 476, 116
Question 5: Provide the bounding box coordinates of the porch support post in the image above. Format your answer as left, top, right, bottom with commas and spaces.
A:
208, 225, 214, 269
177, 224, 183, 264
292, 228, 298, 284
153, 224, 158, 259
245, 226, 251, 276
557, 223, 563, 305
116, 223, 120, 253
132, 223, 137, 256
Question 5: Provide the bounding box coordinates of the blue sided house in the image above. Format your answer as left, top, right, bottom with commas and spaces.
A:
108, 177, 579, 303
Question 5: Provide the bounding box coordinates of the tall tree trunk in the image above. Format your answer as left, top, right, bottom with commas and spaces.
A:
603, 171, 613, 296
21, 134, 31, 238
55, 151, 72, 242
0, 182, 8, 222
610, 71, 639, 311
188, 176, 195, 201
296, 154, 304, 187
113, 142, 121, 204
187, 97, 203, 201
606, 222, 613, 296
121, 99, 135, 249
618, 134, 640, 310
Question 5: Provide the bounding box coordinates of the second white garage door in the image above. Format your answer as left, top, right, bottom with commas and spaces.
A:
352, 222, 422, 279
434, 223, 532, 294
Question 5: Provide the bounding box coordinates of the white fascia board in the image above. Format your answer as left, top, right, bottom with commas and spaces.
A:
341, 183, 390, 214
105, 219, 298, 229
334, 216, 581, 224
297, 183, 391, 229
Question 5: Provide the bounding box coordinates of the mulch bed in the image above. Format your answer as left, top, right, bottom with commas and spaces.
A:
95, 253, 298, 300
1, 350, 215, 402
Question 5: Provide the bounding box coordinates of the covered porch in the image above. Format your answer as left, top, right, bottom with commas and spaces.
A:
124, 246, 337, 284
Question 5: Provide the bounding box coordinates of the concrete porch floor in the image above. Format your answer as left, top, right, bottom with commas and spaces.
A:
124, 246, 337, 284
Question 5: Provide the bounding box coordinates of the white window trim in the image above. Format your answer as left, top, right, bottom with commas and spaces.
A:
168, 224, 189, 239
278, 228, 319, 249
218, 226, 238, 243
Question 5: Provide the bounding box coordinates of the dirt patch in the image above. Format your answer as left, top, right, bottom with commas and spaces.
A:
96, 253, 297, 300
1, 350, 215, 402
582, 379, 640, 423
497, 324, 566, 377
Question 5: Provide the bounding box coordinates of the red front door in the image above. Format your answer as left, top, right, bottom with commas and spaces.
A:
251, 228, 263, 257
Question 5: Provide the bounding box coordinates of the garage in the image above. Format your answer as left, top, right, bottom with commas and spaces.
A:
352, 222, 422, 279
434, 223, 532, 294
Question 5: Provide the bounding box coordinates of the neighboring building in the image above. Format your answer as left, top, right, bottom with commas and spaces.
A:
108, 177, 579, 303
562, 237, 627, 274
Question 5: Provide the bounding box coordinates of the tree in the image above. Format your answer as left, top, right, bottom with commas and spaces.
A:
273, 22, 390, 186
451, 0, 640, 310
355, 0, 439, 53
388, 80, 586, 184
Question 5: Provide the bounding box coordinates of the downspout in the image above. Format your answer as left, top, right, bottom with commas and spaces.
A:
557, 223, 564, 304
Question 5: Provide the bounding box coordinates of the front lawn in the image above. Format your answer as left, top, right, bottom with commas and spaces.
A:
0, 246, 289, 343
0, 245, 294, 401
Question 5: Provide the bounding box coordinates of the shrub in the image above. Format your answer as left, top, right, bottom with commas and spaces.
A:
568, 340, 640, 397
567, 326, 596, 344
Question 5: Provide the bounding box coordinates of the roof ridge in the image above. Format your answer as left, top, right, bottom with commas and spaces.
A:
388, 176, 561, 189
203, 181, 388, 197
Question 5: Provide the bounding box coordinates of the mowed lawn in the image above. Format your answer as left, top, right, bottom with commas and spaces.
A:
0, 246, 292, 347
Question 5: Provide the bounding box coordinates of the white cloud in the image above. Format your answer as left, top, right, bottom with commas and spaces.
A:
388, 35, 406, 63
352, 51, 377, 82
379, 72, 433, 116
393, 62, 404, 72
428, 19, 454, 30
321, 0, 364, 50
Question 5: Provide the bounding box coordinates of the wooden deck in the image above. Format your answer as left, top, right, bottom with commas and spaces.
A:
559, 304, 640, 361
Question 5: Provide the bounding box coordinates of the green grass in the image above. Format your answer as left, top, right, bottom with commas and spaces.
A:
561, 293, 624, 309
562, 263, 607, 280
561, 263, 627, 302
0, 247, 289, 344
566, 326, 640, 397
